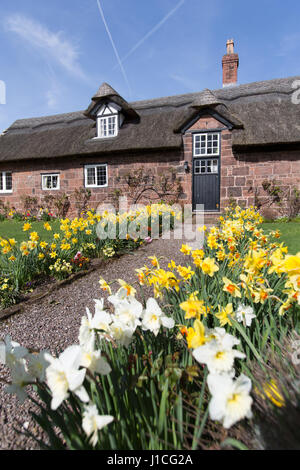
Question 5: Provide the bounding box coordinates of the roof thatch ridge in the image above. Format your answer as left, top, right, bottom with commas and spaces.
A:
190, 89, 221, 108
85, 82, 140, 122
92, 82, 122, 101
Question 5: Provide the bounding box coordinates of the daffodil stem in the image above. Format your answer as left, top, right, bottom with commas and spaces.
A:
229, 316, 266, 370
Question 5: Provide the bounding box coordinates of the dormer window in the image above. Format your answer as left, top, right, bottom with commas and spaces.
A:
96, 102, 123, 139
85, 82, 140, 139
98, 115, 118, 138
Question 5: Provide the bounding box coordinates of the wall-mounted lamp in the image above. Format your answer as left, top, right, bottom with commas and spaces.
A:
184, 161, 189, 172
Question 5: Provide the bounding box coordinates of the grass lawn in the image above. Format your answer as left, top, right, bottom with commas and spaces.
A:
0, 219, 62, 243
0, 218, 299, 254
262, 220, 300, 254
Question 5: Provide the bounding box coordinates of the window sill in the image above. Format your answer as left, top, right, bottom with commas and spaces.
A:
90, 136, 118, 141
0, 190, 13, 194
193, 154, 220, 158
85, 185, 108, 189
42, 188, 60, 191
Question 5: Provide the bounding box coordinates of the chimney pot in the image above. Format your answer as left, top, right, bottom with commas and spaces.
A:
226, 39, 234, 54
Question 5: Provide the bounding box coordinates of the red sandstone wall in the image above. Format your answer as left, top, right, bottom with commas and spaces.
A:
183, 114, 300, 214
0, 150, 187, 215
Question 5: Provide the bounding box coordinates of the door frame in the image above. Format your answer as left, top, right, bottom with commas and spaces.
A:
191, 129, 222, 212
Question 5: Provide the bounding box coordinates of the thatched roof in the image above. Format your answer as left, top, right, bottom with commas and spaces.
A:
84, 82, 139, 121
1, 75, 300, 163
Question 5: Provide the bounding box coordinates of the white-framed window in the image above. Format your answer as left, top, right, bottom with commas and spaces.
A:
0, 171, 12, 193
97, 115, 118, 138
42, 173, 60, 190
193, 132, 220, 157
194, 159, 218, 174
84, 164, 108, 188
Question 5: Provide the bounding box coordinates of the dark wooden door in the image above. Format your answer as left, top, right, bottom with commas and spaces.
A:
192, 157, 220, 211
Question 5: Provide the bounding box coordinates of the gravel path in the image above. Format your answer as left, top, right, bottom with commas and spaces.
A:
0, 231, 202, 450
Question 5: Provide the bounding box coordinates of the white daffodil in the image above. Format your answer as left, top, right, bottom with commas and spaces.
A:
192, 331, 245, 374
108, 320, 136, 348
210, 327, 240, 347
79, 303, 112, 349
80, 347, 111, 375
108, 288, 135, 306
113, 298, 143, 329
45, 345, 89, 410
141, 298, 175, 336
5, 359, 34, 403
207, 373, 253, 429
82, 403, 113, 447
236, 303, 256, 327
79, 308, 97, 350
0, 335, 28, 368
27, 351, 49, 381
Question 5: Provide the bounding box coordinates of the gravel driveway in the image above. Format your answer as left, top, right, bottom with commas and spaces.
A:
0, 231, 202, 450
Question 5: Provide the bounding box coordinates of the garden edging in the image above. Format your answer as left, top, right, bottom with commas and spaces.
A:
0, 258, 106, 321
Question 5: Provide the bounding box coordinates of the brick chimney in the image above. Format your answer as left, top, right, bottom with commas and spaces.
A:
222, 39, 239, 87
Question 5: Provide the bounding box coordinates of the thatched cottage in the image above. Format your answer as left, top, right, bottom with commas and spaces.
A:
0, 40, 299, 216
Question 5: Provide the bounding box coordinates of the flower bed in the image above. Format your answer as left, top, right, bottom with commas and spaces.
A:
1, 206, 300, 450
0, 204, 179, 308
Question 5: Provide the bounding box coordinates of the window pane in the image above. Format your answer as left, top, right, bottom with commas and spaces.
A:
0, 173, 3, 191
52, 176, 58, 189
96, 166, 107, 186
5, 172, 12, 190
100, 118, 107, 137
108, 116, 116, 136
44, 176, 48, 189
87, 167, 96, 185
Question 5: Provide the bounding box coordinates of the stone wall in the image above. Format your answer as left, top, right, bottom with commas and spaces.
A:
0, 150, 187, 216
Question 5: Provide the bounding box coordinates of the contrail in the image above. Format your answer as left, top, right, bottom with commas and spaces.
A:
113, 0, 185, 70
96, 0, 132, 97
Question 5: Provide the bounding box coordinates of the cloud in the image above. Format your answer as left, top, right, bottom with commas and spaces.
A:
4, 14, 87, 80
46, 84, 60, 109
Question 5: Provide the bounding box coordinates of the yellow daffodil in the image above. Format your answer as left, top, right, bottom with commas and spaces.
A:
176, 265, 195, 280
23, 222, 32, 231
99, 277, 112, 294
43, 222, 52, 231
200, 257, 219, 277
180, 297, 209, 319
216, 303, 234, 327
117, 279, 136, 297
222, 277, 242, 298
180, 244, 192, 255
186, 319, 208, 349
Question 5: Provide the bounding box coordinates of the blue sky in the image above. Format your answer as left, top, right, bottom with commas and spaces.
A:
1, 0, 300, 132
